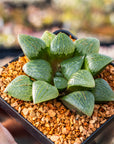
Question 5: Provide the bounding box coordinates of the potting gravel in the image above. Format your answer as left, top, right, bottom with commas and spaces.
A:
0, 56, 114, 144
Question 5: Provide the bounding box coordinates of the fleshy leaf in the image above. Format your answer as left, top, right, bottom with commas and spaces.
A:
54, 77, 67, 90
84, 53, 113, 76
50, 33, 75, 56
4, 75, 32, 101
41, 31, 56, 47
91, 78, 114, 101
55, 71, 63, 77
74, 37, 100, 56
32, 80, 59, 103
60, 56, 84, 80
18, 34, 46, 60
23, 59, 52, 82
60, 91, 95, 116
68, 70, 95, 90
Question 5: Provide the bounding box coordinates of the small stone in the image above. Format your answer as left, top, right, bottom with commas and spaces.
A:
18, 107, 21, 113
56, 102, 61, 108
89, 120, 96, 124
79, 126, 84, 132
89, 123, 94, 129
50, 135, 60, 142
62, 127, 69, 135
48, 110, 56, 117
75, 138, 81, 144
11, 101, 18, 107
22, 108, 29, 116
30, 111, 36, 117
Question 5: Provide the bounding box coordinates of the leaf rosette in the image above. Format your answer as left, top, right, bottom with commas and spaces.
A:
4, 30, 114, 117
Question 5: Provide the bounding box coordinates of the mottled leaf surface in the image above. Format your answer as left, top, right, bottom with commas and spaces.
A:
32, 81, 59, 103
4, 75, 32, 101
91, 78, 114, 101
61, 56, 84, 79
68, 70, 95, 90
74, 37, 99, 56
50, 33, 75, 56
84, 53, 113, 76
18, 34, 46, 60
60, 91, 95, 116
41, 31, 56, 47
54, 77, 67, 90
23, 59, 52, 82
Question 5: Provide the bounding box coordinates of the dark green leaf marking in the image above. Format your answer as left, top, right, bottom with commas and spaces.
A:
4, 75, 32, 101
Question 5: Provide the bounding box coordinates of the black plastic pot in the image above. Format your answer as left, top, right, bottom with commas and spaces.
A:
0, 29, 114, 144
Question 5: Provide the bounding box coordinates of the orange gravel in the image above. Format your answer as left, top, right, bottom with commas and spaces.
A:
0, 56, 114, 144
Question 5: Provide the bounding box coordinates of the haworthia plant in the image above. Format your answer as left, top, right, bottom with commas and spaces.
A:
84, 53, 113, 76
54, 77, 67, 90
60, 91, 95, 116
4, 30, 114, 117
23, 59, 52, 82
50, 33, 75, 56
4, 75, 32, 101
68, 70, 95, 90
91, 78, 114, 101
74, 37, 100, 56
41, 31, 56, 48
60, 56, 84, 80
18, 34, 46, 60
32, 80, 59, 103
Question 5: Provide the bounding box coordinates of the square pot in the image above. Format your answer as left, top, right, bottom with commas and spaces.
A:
0, 30, 114, 144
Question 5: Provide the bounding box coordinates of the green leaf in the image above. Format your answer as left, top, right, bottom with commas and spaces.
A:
60, 56, 84, 80
18, 34, 46, 60
41, 31, 56, 48
4, 75, 32, 101
68, 70, 95, 91
32, 80, 59, 103
60, 91, 95, 116
74, 37, 100, 56
54, 77, 67, 90
50, 33, 75, 56
23, 59, 52, 83
55, 71, 63, 77
84, 53, 113, 76
91, 78, 114, 101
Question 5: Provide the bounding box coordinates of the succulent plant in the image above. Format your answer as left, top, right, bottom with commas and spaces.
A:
4, 30, 114, 116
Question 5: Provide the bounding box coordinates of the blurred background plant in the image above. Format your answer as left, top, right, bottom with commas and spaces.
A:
0, 0, 114, 66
